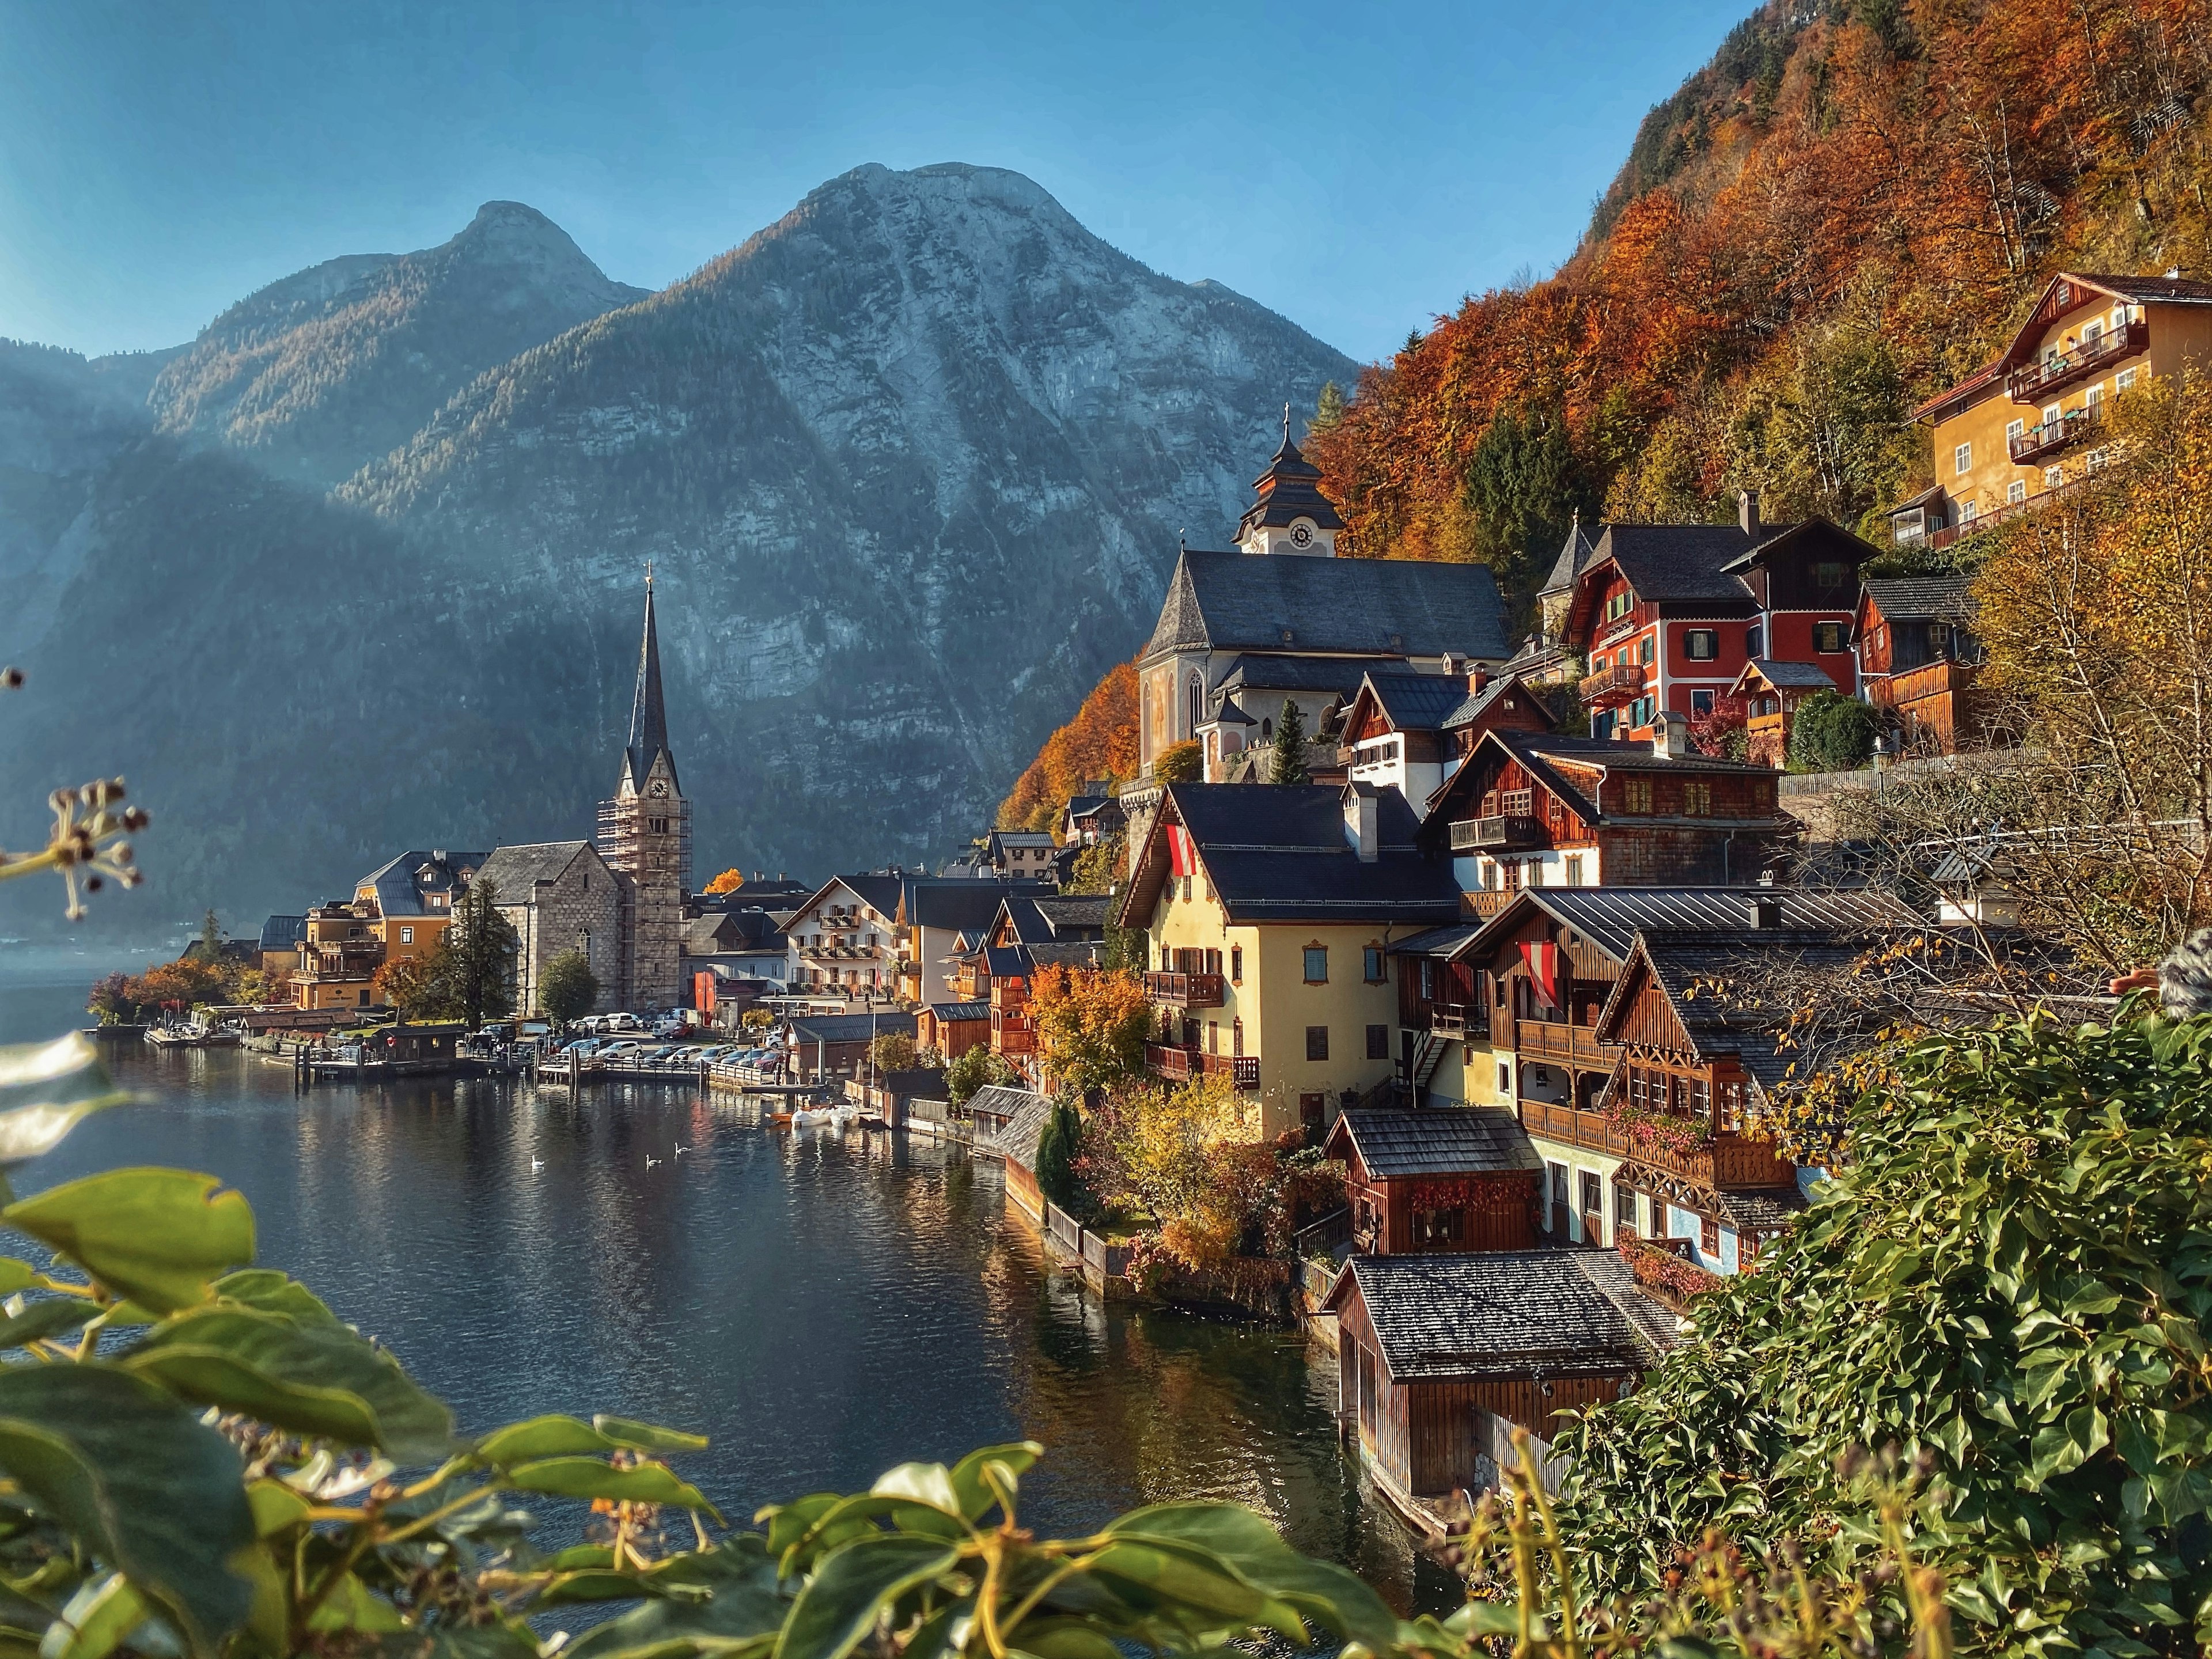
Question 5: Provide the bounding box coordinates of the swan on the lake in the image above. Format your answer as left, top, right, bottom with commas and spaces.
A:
645, 1156, 660, 1169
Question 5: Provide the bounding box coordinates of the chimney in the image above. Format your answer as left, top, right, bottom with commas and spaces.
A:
1738, 488, 1760, 538
1469, 665, 1491, 694
1652, 710, 1688, 759
1442, 652, 1463, 678
1344, 789, 1379, 863
1747, 895, 1783, 930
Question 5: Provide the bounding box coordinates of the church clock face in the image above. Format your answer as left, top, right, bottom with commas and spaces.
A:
648, 780, 669, 798
1289, 523, 1314, 549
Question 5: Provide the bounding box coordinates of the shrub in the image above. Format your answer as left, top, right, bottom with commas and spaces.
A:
1786, 688, 1879, 771
538, 947, 600, 1027
1153, 740, 1202, 783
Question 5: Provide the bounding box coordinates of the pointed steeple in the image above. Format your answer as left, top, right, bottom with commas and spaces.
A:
624, 570, 676, 792
1236, 407, 1344, 552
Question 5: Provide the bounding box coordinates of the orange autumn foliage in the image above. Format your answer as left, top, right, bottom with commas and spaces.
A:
1306, 0, 2212, 558
703, 869, 746, 895
997, 661, 1138, 835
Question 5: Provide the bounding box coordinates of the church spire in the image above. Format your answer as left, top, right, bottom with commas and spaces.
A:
624, 570, 675, 791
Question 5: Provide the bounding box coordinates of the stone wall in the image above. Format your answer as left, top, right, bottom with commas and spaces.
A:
499, 853, 623, 1016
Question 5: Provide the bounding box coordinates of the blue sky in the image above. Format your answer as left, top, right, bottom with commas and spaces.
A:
0, 0, 1749, 365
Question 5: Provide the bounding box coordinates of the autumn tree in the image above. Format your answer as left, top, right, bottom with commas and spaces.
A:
126, 955, 229, 1014
1027, 964, 1153, 1096
1153, 740, 1201, 785
944, 1043, 1014, 1107
703, 869, 745, 895
998, 661, 1139, 834
537, 949, 599, 1028
868, 1031, 919, 1074
1081, 1073, 1271, 1266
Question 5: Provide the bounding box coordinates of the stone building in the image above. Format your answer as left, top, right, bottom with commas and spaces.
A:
475, 840, 623, 1016
595, 575, 691, 1010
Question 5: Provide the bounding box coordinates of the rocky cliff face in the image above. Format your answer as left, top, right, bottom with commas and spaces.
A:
0, 166, 1353, 934
147, 202, 649, 486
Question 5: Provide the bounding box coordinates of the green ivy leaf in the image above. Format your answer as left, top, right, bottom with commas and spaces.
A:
564, 1537, 789, 1659
594, 1414, 710, 1453
0, 1362, 254, 1653
772, 1534, 959, 1659
503, 1456, 719, 1518
3, 1171, 252, 1315
476, 1414, 620, 1464
946, 1442, 1040, 1521
211, 1270, 341, 1327
121, 1306, 453, 1463
0, 1296, 93, 1350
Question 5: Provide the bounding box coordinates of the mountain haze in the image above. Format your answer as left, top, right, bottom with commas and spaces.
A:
0, 165, 1353, 931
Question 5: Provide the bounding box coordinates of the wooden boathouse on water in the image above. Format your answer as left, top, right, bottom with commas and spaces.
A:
1325, 1251, 1677, 1508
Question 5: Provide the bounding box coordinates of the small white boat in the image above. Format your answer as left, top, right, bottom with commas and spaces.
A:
145, 1024, 241, 1049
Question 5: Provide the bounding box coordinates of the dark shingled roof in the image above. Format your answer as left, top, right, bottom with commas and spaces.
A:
1736, 657, 1843, 691
798, 874, 904, 920
975, 1087, 1053, 1172
1143, 783, 1461, 926
1330, 1252, 1676, 1380
1437, 730, 1782, 832
1718, 1187, 1808, 1232
1439, 672, 1558, 732
1327, 1108, 1543, 1177
1593, 522, 1779, 605
1388, 922, 1484, 959
1540, 518, 1601, 598
259, 915, 308, 952
1618, 935, 1881, 1100
1215, 654, 1406, 699
1460, 887, 1925, 967
1237, 432, 1347, 535
1860, 575, 1979, 622
1143, 551, 1510, 664
2075, 271, 2212, 304
907, 880, 1028, 933
924, 1001, 990, 1022
786, 1012, 918, 1044
477, 842, 598, 895
358, 849, 484, 918
1355, 671, 1475, 734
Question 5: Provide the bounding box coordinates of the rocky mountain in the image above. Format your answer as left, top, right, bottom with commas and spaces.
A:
146, 202, 649, 485
0, 166, 1353, 933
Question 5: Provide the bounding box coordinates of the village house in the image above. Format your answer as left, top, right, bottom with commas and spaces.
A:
1563, 499, 1874, 744
1853, 576, 1993, 755
355, 849, 482, 970
1119, 781, 1463, 1137
1138, 432, 1513, 789
286, 847, 484, 1011
1418, 725, 1798, 904
1429, 887, 1922, 1270
915, 999, 990, 1059
476, 840, 623, 1017
1326, 1251, 1676, 1505
291, 901, 384, 1011
972, 1085, 1054, 1220
1336, 667, 1558, 820
1892, 271, 2212, 551
783, 874, 906, 996
1323, 1107, 1543, 1254
783, 1010, 918, 1085
1060, 789, 1125, 847
681, 906, 790, 985
1725, 659, 1844, 768
258, 914, 307, 979
897, 878, 1051, 1006
983, 830, 1060, 883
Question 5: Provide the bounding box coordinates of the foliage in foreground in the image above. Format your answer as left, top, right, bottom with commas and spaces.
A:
1553, 1005, 2212, 1657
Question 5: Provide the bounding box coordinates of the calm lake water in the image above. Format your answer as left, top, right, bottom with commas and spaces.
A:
0, 946, 1453, 1613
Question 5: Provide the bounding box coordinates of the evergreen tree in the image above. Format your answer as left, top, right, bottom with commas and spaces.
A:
1034, 1099, 1088, 1218
1463, 405, 1590, 624
1310, 380, 1347, 435
190, 908, 224, 963
1269, 699, 1309, 786
433, 880, 520, 1029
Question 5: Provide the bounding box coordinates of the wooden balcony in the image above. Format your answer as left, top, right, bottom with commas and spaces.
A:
1428, 1003, 1489, 1040
1450, 814, 1544, 851
2009, 407, 2100, 464
2006, 317, 2146, 402
1520, 1097, 1629, 1157
1634, 1131, 1797, 1190
1145, 971, 1225, 1008
1867, 657, 1977, 709
1513, 1019, 1620, 1067
1746, 709, 1789, 767
1145, 1044, 1259, 1086
1578, 662, 1646, 707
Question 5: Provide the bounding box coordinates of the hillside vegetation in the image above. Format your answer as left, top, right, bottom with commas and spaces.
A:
1305, 0, 2212, 609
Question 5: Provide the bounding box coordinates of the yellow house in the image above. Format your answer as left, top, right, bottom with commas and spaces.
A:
1119, 781, 1463, 1139
1895, 271, 2212, 551
354, 849, 481, 969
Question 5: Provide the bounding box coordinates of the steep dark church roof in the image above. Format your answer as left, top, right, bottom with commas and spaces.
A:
1236, 429, 1347, 536
1141, 551, 1510, 664
623, 578, 678, 793
1540, 517, 1600, 599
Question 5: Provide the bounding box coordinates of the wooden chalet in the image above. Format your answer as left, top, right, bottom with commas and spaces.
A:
1324, 1108, 1542, 1253
916, 1000, 990, 1059
1327, 1252, 1676, 1503
1726, 658, 1844, 767
1854, 577, 1994, 755
1337, 666, 1557, 820
1419, 728, 1797, 906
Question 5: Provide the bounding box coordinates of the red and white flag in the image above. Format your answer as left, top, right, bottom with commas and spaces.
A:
1168, 824, 1196, 877
1520, 940, 1561, 1010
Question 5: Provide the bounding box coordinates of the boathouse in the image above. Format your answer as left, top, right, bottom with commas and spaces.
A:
1325, 1251, 1676, 1503
1323, 1108, 1543, 1255
971, 1085, 1052, 1219
783, 1012, 917, 1084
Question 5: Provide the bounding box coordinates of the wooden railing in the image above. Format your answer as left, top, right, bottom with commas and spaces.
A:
1868, 657, 1977, 708
1145, 971, 1225, 1007
2005, 317, 2146, 402
1450, 814, 1544, 851
1145, 1044, 1259, 1086
1429, 1003, 1488, 1039
1514, 1020, 1620, 1066
1639, 1131, 1798, 1189
1519, 1097, 1630, 1156
2009, 406, 2100, 464
1578, 662, 1646, 706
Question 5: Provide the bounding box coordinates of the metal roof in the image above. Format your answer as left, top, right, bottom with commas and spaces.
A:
1142, 550, 1510, 664
1456, 887, 1925, 965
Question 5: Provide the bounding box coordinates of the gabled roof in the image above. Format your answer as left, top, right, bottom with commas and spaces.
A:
1237, 430, 1347, 535
793, 874, 906, 922
1142, 551, 1510, 664
1386, 922, 1484, 959
1423, 729, 1785, 839
1124, 783, 1460, 927
1345, 670, 1475, 738
987, 830, 1055, 850
786, 1012, 918, 1044
1325, 1108, 1543, 1179
978, 1088, 1054, 1173
1858, 576, 1978, 627
1914, 271, 2212, 419
1540, 517, 1601, 599
356, 849, 484, 918
1590, 522, 1778, 603
258, 915, 308, 951
476, 841, 601, 897
1729, 658, 1842, 696
1438, 671, 1559, 734
996, 893, 1111, 946
923, 1001, 990, 1022
906, 880, 1030, 934
1455, 886, 1924, 968
1327, 1252, 1676, 1380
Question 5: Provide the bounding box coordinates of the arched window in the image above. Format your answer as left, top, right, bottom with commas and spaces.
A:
1262, 718, 1273, 743
1184, 672, 1203, 741
1141, 682, 1153, 758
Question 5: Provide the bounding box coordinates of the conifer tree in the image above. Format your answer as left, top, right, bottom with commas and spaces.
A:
1270, 699, 1309, 786
433, 879, 520, 1029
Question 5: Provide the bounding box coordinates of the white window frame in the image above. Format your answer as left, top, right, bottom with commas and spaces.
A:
1953, 441, 1972, 475
2007, 480, 2027, 505
2118, 366, 2138, 391
2005, 416, 2024, 445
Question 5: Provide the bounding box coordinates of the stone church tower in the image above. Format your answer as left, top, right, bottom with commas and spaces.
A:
596, 575, 690, 1010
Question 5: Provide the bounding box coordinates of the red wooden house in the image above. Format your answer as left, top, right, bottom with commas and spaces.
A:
1327, 1251, 1676, 1503
1563, 497, 1873, 744
1336, 666, 1557, 820
1419, 728, 1798, 902
1323, 1107, 1542, 1253
1853, 577, 1994, 755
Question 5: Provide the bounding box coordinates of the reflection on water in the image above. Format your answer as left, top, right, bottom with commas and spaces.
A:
9, 1038, 1458, 1612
